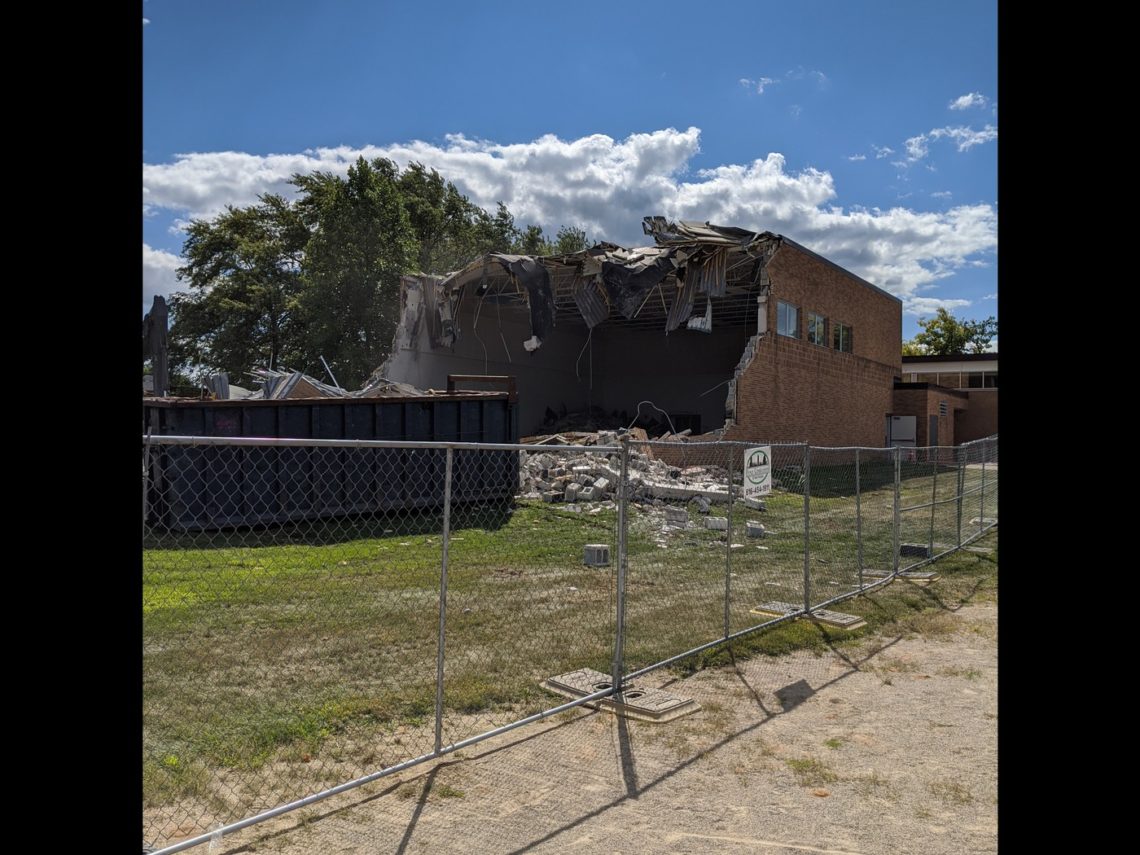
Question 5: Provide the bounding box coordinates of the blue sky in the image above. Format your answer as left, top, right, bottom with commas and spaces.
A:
143, 0, 997, 339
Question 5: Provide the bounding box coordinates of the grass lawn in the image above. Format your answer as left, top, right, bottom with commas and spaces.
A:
143, 460, 996, 843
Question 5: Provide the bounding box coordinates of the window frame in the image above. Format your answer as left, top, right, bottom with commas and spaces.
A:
833, 321, 853, 353
777, 300, 800, 339
807, 311, 827, 346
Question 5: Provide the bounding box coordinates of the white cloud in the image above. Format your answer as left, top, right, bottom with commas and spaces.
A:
143, 244, 183, 311
928, 125, 998, 152
740, 67, 826, 95
789, 104, 803, 119
905, 135, 929, 161
785, 67, 829, 87
143, 127, 997, 313
739, 76, 776, 94
949, 92, 988, 110
931, 191, 952, 198
143, 17, 150, 25
903, 124, 996, 163
982, 292, 997, 300
908, 297, 972, 316
846, 154, 867, 162
873, 145, 894, 159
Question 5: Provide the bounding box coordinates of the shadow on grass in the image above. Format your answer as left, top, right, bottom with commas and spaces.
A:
205, 537, 995, 854
144, 501, 516, 551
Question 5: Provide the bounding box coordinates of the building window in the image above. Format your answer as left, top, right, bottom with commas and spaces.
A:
807, 312, 827, 345
777, 301, 800, 338
833, 322, 853, 353
984, 373, 998, 388
966, 372, 984, 388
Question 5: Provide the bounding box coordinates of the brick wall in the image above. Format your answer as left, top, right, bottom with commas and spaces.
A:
764, 241, 902, 369
722, 241, 903, 447
955, 390, 998, 443
891, 385, 970, 447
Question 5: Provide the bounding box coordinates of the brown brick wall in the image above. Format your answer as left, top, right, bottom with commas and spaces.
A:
724, 333, 899, 446
648, 440, 737, 469
955, 390, 998, 443
764, 242, 902, 370
721, 241, 903, 447
891, 386, 969, 447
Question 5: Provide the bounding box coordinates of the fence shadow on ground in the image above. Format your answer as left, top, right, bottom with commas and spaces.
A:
144, 434, 996, 853
144, 501, 515, 552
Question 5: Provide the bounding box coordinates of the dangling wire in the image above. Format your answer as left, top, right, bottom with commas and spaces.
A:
628, 400, 677, 435
472, 286, 490, 374
575, 327, 594, 387
496, 293, 511, 364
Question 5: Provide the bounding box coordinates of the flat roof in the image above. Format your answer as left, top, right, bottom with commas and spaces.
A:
902, 353, 998, 364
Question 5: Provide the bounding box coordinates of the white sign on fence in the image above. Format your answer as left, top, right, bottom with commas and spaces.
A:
743, 446, 772, 499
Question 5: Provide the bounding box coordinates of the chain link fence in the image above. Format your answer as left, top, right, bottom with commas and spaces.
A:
143, 432, 997, 853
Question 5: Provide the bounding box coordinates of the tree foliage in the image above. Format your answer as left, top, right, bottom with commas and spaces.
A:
165, 160, 594, 388
169, 194, 308, 383
903, 308, 997, 355
293, 158, 415, 389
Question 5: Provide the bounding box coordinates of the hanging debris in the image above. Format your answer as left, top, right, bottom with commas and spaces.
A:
394, 219, 782, 353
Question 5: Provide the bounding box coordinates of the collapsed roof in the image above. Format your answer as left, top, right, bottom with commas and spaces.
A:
400, 217, 784, 353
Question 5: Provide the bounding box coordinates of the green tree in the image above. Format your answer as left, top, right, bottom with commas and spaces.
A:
398, 162, 497, 274
468, 202, 521, 256
168, 194, 309, 382
551, 224, 590, 255
903, 308, 997, 355
293, 157, 416, 389
516, 224, 551, 256
964, 316, 998, 353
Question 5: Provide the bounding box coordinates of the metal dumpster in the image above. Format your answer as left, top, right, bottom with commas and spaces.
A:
144, 387, 519, 531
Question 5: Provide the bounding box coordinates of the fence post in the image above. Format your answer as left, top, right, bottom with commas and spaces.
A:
803, 443, 812, 613
979, 441, 987, 534
892, 445, 901, 575
929, 448, 938, 557
434, 446, 454, 754
855, 447, 863, 589
143, 430, 152, 534
611, 435, 630, 695
956, 446, 964, 547
724, 442, 735, 639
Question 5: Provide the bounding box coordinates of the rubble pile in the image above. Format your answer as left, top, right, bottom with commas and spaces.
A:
518, 431, 765, 511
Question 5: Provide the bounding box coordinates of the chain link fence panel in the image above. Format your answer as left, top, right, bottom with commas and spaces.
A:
439, 445, 619, 747
143, 441, 448, 849
143, 432, 997, 853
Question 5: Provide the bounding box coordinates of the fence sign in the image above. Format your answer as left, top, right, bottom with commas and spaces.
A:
743, 446, 772, 499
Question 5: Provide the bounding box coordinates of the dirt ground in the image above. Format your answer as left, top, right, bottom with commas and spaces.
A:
205, 596, 997, 855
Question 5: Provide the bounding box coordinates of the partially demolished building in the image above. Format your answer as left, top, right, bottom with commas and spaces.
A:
381, 217, 903, 447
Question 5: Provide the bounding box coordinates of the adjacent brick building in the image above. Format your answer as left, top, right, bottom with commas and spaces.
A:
899, 353, 998, 445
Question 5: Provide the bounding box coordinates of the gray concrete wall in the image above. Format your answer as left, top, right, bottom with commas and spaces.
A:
383, 285, 754, 436
383, 297, 595, 434
590, 325, 752, 434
